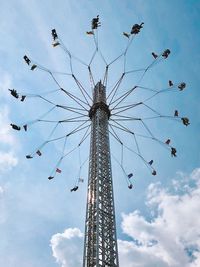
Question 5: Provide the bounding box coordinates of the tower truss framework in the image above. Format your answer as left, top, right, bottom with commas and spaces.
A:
83, 82, 119, 267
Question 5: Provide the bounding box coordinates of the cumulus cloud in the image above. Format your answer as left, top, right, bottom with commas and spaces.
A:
0, 151, 18, 172
0, 186, 5, 195
0, 101, 18, 173
0, 70, 18, 173
0, 106, 16, 146
0, 71, 12, 99
50, 228, 83, 267
0, 184, 7, 224
119, 168, 200, 267
50, 169, 200, 267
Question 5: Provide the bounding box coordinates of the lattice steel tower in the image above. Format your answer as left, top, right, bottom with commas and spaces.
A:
83, 81, 119, 267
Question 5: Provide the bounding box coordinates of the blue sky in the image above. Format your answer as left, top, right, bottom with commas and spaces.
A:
0, 1, 200, 267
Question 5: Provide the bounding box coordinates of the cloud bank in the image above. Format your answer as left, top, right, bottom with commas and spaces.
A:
0, 73, 18, 174
50, 169, 200, 267
119, 168, 200, 267
50, 228, 83, 267
0, 106, 18, 173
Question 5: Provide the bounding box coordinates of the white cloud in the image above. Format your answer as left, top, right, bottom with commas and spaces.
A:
0, 106, 16, 146
0, 105, 18, 173
50, 169, 200, 267
119, 168, 200, 267
0, 71, 19, 173
0, 151, 18, 172
50, 228, 83, 267
118, 239, 170, 267
0, 71, 12, 99
0, 184, 8, 224
0, 186, 5, 195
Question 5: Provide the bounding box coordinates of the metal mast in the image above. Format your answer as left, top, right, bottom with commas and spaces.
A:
83, 81, 119, 267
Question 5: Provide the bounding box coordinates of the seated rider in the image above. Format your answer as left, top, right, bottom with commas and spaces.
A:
131, 22, 144, 34
148, 160, 153, 165
24, 55, 31, 65
178, 82, 186, 91
181, 117, 190, 126
165, 139, 171, 145
162, 49, 170, 59
21, 95, 26, 102
9, 89, 19, 99
171, 147, 177, 157
92, 15, 101, 30
174, 110, 179, 117
52, 29, 58, 40
10, 124, 21, 131
128, 184, 133, 189
70, 186, 79, 192
152, 52, 158, 59
152, 170, 157, 176
31, 64, 37, 71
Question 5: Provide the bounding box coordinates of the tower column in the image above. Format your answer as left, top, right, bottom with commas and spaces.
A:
83, 82, 119, 267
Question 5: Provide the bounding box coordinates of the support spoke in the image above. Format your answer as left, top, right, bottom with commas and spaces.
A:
72, 74, 93, 104
107, 73, 125, 105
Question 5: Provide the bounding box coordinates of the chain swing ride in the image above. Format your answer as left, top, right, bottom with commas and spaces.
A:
10, 16, 189, 267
